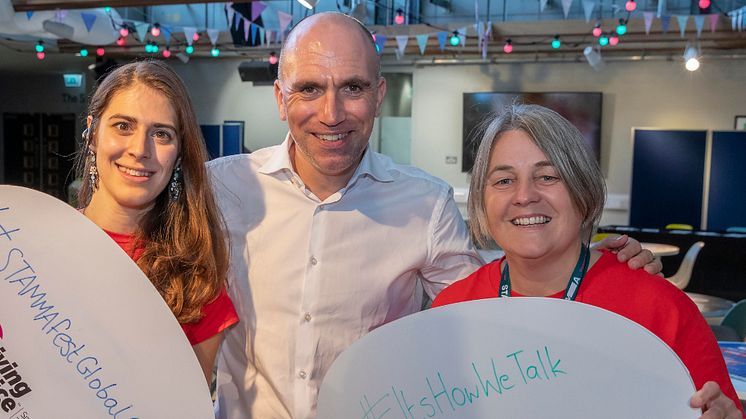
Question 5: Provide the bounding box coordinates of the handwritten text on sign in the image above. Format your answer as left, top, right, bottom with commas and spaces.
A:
361, 345, 565, 419
0, 205, 137, 418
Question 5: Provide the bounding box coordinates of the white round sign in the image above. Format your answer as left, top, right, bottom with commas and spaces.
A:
318, 297, 698, 418
0, 186, 214, 418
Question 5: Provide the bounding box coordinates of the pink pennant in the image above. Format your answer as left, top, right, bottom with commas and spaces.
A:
709, 13, 719, 32
277, 11, 292, 33
243, 18, 250, 41
251, 1, 267, 22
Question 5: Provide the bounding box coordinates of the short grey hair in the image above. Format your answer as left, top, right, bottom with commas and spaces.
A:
277, 11, 381, 82
467, 104, 606, 248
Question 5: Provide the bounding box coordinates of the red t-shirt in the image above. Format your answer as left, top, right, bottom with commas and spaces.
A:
106, 230, 238, 345
433, 250, 744, 414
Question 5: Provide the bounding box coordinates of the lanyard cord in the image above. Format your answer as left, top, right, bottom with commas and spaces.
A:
499, 245, 590, 301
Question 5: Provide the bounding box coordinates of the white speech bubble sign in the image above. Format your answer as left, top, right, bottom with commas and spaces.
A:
319, 297, 698, 419
0, 185, 214, 418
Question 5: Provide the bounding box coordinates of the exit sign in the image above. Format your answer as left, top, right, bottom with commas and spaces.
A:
63, 73, 82, 88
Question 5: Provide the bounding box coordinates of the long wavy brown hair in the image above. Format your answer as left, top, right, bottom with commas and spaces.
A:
76, 60, 228, 324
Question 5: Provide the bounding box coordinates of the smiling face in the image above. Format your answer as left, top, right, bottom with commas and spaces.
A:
484, 129, 584, 261
274, 14, 386, 194
88, 82, 180, 215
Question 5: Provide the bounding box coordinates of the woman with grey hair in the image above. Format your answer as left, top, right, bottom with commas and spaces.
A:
433, 104, 742, 417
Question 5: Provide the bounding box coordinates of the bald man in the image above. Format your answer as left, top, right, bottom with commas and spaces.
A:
207, 12, 657, 418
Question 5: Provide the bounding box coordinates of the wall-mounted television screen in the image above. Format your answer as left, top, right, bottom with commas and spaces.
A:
462, 92, 602, 172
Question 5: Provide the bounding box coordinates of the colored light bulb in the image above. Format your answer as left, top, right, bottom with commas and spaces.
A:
119, 27, 129, 37
163, 49, 171, 58
625, 0, 636, 12
449, 33, 459, 46
551, 36, 561, 49
599, 36, 609, 46
116, 37, 125, 46
36, 51, 45, 60
79, 48, 89, 57
592, 26, 602, 37
35, 42, 44, 52
609, 35, 619, 46
151, 24, 161, 37
394, 9, 404, 25
96, 47, 105, 56
185, 45, 194, 54
192, 32, 200, 42
269, 52, 278, 65
503, 40, 513, 54
211, 47, 220, 57
616, 23, 627, 35
699, 0, 710, 8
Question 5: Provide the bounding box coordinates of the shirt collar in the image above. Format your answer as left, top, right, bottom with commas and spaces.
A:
258, 132, 395, 184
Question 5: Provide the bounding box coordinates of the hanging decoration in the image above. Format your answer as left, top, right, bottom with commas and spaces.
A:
416, 33, 429, 55
80, 12, 97, 32
582, 0, 596, 23
395, 35, 408, 59
437, 31, 447, 51
676, 15, 688, 38
561, 0, 573, 19
134, 22, 149, 42
251, 2, 267, 22
643, 11, 655, 34
660, 15, 671, 33
695, 15, 705, 37
243, 18, 250, 42
183, 27, 197, 45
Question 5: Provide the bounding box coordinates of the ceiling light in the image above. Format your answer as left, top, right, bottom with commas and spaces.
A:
297, 0, 318, 9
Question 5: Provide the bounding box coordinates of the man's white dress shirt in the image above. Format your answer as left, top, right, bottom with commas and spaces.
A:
208, 136, 483, 419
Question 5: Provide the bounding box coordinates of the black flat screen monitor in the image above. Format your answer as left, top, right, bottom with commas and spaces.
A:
462, 92, 602, 172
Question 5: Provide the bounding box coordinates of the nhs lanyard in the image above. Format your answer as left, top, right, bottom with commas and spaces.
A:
499, 245, 590, 301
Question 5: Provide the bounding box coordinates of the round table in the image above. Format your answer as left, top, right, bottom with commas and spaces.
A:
686, 292, 735, 320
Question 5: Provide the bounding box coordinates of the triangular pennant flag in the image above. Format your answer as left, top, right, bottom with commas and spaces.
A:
374, 34, 387, 54
163, 26, 171, 43
643, 11, 654, 34
732, 12, 738, 31
26, 11, 33, 20
183, 27, 196, 46
251, 23, 258, 44
234, 13, 241, 31
80, 12, 97, 32
459, 26, 467, 47
207, 28, 220, 45
540, 0, 548, 13
415, 33, 429, 55
437, 31, 447, 51
182, 26, 197, 45
243, 19, 250, 42
267, 29, 274, 45
278, 11, 292, 33
676, 15, 688, 38
135, 22, 149, 42
395, 35, 408, 57
258, 26, 265, 44
657, 0, 666, 18
660, 15, 671, 33
582, 0, 596, 22
694, 15, 705, 37
709, 13, 719, 32
55, 9, 68, 23
251, 1, 267, 22
226, 4, 235, 25
561, 0, 573, 18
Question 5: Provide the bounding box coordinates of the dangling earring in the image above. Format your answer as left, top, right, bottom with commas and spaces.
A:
169, 160, 182, 201
84, 126, 99, 190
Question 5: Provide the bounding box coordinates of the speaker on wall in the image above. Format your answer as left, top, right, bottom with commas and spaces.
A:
238, 61, 278, 86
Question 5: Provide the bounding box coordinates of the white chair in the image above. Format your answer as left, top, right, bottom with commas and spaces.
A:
666, 242, 705, 290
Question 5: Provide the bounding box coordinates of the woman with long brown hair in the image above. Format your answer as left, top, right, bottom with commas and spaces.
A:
76, 60, 237, 386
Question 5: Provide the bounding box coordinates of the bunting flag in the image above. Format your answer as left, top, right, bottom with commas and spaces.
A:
374, 34, 387, 54
163, 26, 171, 43
251, 23, 258, 44
226, 4, 235, 26
54, 9, 68, 23
676, 15, 688, 38
267, 29, 275, 45
660, 15, 671, 33
458, 26, 467, 47
657, 0, 666, 18
80, 12, 97, 32
395, 35, 408, 58
481, 21, 492, 59
437, 31, 447, 51
251, 2, 267, 22
234, 13, 241, 31
183, 27, 197, 46
694, 15, 705, 37
135, 22, 149, 42
258, 26, 265, 44
561, 0, 573, 19
709, 13, 719, 32
731, 12, 737, 30
582, 0, 596, 22
26, 11, 33, 20
540, 0, 548, 13
643, 11, 654, 34
278, 11, 293, 34
243, 19, 250, 42
476, 22, 484, 51
416, 33, 429, 55
207, 28, 220, 45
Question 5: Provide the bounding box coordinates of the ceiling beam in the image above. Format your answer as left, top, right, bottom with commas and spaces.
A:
11, 0, 256, 12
